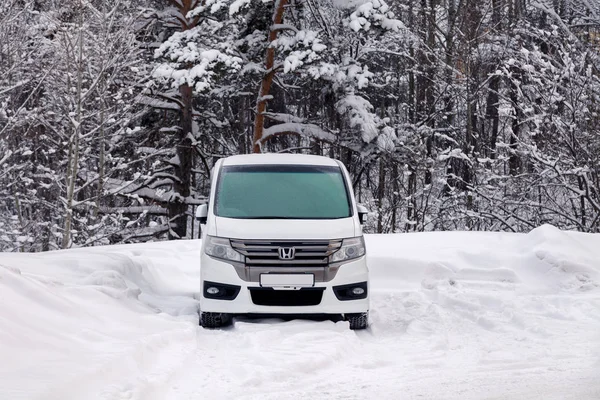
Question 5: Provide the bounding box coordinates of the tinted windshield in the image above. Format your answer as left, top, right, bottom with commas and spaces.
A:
215, 164, 351, 219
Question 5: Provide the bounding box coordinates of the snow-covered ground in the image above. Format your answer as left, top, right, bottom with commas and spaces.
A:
1, 225, 600, 399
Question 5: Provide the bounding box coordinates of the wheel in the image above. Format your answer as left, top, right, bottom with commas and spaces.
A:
345, 312, 369, 330
200, 311, 232, 329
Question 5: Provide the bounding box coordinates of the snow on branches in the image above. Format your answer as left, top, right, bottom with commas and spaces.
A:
154, 27, 242, 93
336, 94, 396, 148
347, 0, 404, 33
308, 63, 374, 90
271, 30, 327, 73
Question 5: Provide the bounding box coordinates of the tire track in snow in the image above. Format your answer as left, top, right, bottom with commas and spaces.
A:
148, 279, 600, 400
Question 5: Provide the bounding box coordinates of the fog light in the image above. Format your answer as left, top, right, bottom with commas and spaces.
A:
333, 281, 367, 301
207, 287, 220, 295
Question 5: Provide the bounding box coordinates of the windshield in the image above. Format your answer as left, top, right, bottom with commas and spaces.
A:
214, 164, 351, 219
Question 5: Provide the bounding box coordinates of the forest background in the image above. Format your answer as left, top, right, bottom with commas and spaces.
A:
2, 0, 600, 251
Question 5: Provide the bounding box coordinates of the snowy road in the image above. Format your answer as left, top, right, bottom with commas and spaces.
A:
149, 295, 599, 400
1, 225, 600, 399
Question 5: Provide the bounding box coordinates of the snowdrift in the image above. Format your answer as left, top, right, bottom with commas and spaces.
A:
1, 225, 599, 399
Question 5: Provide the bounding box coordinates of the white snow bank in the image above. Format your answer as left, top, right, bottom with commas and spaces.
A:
367, 224, 600, 293
1, 225, 599, 399
0, 241, 200, 399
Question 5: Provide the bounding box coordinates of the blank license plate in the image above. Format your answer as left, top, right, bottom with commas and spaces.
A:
260, 274, 314, 288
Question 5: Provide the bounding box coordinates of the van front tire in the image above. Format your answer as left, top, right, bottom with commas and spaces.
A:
345, 312, 369, 330
200, 311, 232, 329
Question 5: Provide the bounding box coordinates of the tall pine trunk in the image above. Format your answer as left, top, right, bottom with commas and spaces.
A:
253, 0, 288, 153
170, 83, 194, 239
167, 0, 201, 240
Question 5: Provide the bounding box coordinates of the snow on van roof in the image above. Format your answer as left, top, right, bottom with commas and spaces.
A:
222, 153, 340, 167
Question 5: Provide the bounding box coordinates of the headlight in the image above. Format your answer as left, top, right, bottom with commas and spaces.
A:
204, 236, 244, 262
330, 236, 366, 263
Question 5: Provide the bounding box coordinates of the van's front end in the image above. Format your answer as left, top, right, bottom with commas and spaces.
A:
198, 154, 369, 329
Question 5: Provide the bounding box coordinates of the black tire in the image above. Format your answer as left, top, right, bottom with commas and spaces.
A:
200, 312, 232, 329
345, 312, 369, 330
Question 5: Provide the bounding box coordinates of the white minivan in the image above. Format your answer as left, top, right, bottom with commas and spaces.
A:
195, 154, 369, 329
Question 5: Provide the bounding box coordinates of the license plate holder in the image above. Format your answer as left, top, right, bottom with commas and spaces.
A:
259, 273, 315, 289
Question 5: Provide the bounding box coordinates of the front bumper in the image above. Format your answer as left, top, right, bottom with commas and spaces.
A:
199, 255, 369, 315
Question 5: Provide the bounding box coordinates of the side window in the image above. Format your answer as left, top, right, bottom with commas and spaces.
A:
207, 166, 215, 208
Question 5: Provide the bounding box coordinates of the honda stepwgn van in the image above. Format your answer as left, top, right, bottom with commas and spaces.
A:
195, 154, 369, 329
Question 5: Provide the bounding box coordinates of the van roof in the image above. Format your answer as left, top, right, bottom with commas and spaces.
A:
221, 153, 340, 167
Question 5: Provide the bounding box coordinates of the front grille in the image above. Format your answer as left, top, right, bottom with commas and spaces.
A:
249, 288, 325, 306
230, 239, 341, 268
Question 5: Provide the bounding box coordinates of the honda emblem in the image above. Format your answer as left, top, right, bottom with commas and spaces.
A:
278, 247, 296, 260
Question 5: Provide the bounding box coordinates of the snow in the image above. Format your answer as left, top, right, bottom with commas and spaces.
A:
261, 122, 337, 143
0, 149, 12, 167
153, 27, 242, 93
1, 225, 600, 399
348, 0, 404, 33
336, 94, 379, 143
332, 0, 370, 9
271, 30, 327, 73
438, 147, 473, 163
229, 0, 252, 16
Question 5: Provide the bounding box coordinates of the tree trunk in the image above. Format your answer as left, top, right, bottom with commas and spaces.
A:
442, 0, 458, 194
416, 0, 436, 186
170, 83, 194, 239
62, 5, 84, 249
462, 0, 482, 192
253, 0, 288, 153
377, 157, 386, 233
487, 0, 502, 158
425, 0, 436, 185
167, 0, 202, 240
406, 165, 417, 232
391, 162, 399, 231
509, 74, 521, 176
486, 75, 500, 158
95, 86, 106, 224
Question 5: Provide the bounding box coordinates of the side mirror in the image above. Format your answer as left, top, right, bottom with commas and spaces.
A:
357, 204, 369, 225
195, 204, 208, 225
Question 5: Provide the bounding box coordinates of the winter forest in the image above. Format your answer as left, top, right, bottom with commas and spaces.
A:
2, 0, 600, 251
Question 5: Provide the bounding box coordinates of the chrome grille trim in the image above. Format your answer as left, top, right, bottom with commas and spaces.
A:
245, 258, 328, 265
230, 239, 342, 267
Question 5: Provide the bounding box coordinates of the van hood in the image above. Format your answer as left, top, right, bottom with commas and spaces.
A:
215, 216, 357, 240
